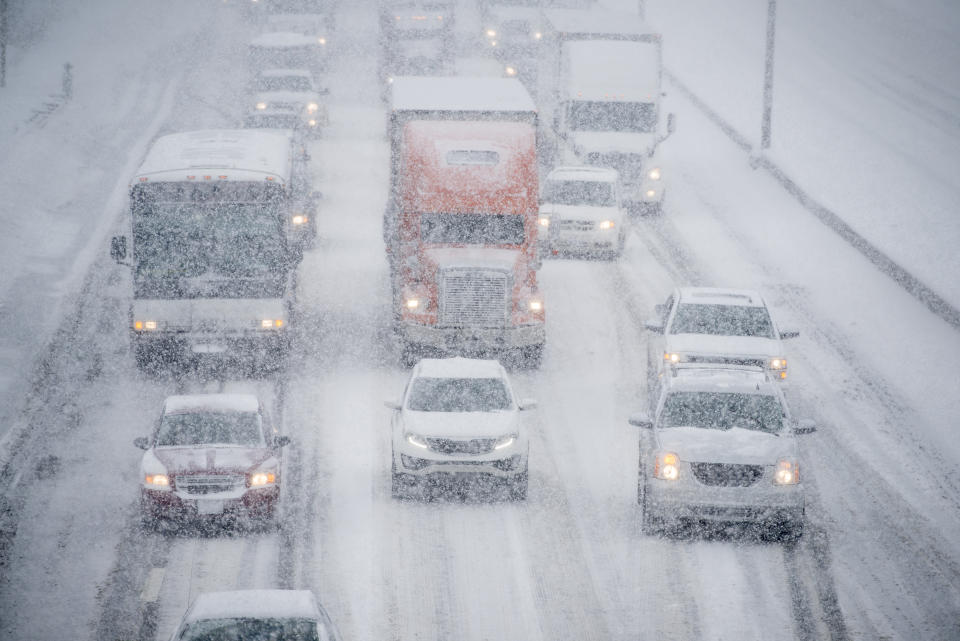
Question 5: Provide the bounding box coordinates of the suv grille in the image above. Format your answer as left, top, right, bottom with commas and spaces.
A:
686, 356, 767, 368
176, 474, 246, 494
426, 437, 497, 455
690, 463, 764, 487
439, 269, 509, 328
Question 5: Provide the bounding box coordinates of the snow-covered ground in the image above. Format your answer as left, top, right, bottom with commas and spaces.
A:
0, 1, 958, 640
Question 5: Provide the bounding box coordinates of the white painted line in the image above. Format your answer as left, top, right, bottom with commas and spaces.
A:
140, 567, 165, 603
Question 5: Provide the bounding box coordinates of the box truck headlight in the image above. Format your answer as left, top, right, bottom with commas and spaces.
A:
528, 299, 543, 312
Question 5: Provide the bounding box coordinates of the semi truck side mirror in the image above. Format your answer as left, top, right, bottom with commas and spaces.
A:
110, 236, 127, 263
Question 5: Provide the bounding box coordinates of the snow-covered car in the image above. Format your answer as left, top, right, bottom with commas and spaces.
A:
168, 589, 341, 641
134, 394, 290, 527
246, 68, 329, 136
264, 12, 330, 47
645, 287, 799, 395
538, 165, 626, 259
248, 31, 326, 76
386, 357, 535, 500
629, 365, 816, 540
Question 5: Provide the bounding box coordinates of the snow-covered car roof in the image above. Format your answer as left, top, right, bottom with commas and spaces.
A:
259, 68, 314, 79
546, 165, 619, 183
163, 393, 260, 415
250, 31, 321, 48
413, 357, 509, 379
133, 129, 293, 184
391, 76, 536, 115
544, 8, 655, 39
183, 589, 319, 624
677, 287, 766, 308
665, 365, 780, 396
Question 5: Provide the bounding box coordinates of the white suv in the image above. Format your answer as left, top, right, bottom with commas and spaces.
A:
538, 165, 626, 259
386, 357, 535, 500
629, 365, 816, 541
645, 287, 798, 396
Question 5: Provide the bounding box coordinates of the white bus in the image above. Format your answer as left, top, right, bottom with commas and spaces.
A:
110, 129, 309, 372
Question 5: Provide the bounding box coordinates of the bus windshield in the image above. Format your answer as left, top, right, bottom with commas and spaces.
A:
131, 184, 289, 299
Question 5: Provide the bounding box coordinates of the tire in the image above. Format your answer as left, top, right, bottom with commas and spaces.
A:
507, 472, 528, 501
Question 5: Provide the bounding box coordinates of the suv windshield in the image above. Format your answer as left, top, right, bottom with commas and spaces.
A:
180, 617, 319, 641
420, 213, 525, 245
542, 179, 615, 207
407, 377, 512, 412
157, 412, 265, 447
670, 303, 775, 339
257, 76, 313, 92
660, 391, 784, 433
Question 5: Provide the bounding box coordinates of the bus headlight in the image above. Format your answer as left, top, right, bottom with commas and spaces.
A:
538, 216, 550, 227
528, 299, 543, 312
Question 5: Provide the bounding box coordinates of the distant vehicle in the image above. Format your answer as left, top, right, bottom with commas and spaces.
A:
168, 589, 341, 641
629, 365, 816, 541
481, 5, 543, 87
386, 357, 535, 500
537, 8, 675, 214
385, 77, 546, 368
249, 31, 327, 76
245, 68, 329, 137
264, 11, 330, 45
134, 394, 290, 528
110, 129, 308, 371
378, 0, 455, 92
644, 287, 800, 397
538, 165, 626, 259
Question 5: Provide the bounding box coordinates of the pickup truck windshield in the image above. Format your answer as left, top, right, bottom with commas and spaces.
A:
670, 304, 775, 339
542, 180, 615, 206
660, 392, 784, 433
420, 213, 525, 245
157, 411, 265, 447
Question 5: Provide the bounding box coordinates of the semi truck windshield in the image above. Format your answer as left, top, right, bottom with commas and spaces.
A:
568, 101, 656, 133
420, 213, 525, 245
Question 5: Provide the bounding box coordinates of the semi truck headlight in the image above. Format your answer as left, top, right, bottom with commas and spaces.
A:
405, 298, 420, 310
648, 168, 661, 180
774, 460, 799, 485
406, 433, 428, 449
599, 220, 615, 230
256, 102, 267, 110
654, 452, 680, 480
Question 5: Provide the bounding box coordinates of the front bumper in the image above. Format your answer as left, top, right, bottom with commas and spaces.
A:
645, 472, 804, 526
399, 321, 544, 352
132, 331, 289, 364
393, 444, 528, 480
140, 486, 278, 521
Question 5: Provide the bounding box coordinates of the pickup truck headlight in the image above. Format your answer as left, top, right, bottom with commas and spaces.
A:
249, 471, 276, 487
653, 451, 680, 480
406, 433, 428, 449
773, 460, 799, 485
493, 434, 518, 450
648, 167, 661, 180
598, 220, 615, 230
144, 473, 170, 490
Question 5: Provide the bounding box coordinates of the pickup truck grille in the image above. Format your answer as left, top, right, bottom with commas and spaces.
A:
690, 463, 764, 487
176, 474, 246, 494
439, 269, 509, 328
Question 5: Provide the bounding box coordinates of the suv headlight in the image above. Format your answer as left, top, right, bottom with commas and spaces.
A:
249, 470, 277, 487
406, 433, 428, 449
773, 460, 799, 485
653, 451, 680, 480
144, 473, 171, 490
493, 434, 518, 450
648, 167, 661, 180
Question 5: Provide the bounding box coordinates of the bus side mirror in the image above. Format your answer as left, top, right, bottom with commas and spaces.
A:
110, 236, 127, 263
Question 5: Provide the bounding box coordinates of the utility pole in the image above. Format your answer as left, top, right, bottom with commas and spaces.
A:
760, 0, 777, 149
1, 0, 8, 89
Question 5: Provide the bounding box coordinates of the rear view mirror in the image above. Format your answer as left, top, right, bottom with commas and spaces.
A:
133, 437, 150, 450
644, 319, 664, 334
793, 418, 817, 435
384, 399, 402, 410
110, 236, 127, 263
518, 398, 537, 411
628, 413, 653, 429
779, 329, 800, 340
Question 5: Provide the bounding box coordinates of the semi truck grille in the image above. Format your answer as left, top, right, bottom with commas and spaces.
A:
176, 474, 246, 495
426, 437, 497, 455
439, 270, 509, 328
690, 463, 764, 487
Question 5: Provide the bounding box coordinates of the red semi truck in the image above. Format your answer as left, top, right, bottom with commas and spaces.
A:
385, 77, 545, 367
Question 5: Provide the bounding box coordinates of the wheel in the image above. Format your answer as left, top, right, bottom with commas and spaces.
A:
507, 472, 528, 501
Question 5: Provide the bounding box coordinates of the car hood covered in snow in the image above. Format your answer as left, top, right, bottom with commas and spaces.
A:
666, 333, 782, 360
401, 409, 520, 440
151, 445, 274, 475
656, 426, 795, 466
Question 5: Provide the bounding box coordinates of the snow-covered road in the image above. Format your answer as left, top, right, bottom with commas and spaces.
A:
0, 1, 957, 640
